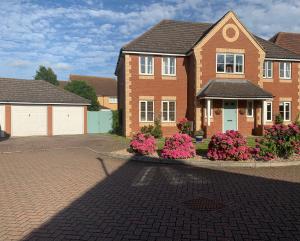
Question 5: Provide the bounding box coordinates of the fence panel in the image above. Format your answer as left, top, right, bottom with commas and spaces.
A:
87, 110, 112, 134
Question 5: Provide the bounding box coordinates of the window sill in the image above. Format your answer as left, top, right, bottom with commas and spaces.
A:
162, 75, 177, 80
139, 122, 154, 127
139, 75, 154, 79
161, 122, 177, 127
216, 73, 245, 79
262, 78, 273, 82
279, 79, 292, 83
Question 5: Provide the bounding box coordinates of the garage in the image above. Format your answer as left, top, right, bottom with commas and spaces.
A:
0, 105, 5, 137
53, 106, 84, 135
11, 105, 47, 136
0, 78, 90, 137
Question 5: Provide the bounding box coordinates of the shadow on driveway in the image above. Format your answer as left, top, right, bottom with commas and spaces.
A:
21, 155, 300, 241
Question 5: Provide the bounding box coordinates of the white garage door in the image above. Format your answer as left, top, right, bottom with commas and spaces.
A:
11, 105, 47, 136
53, 106, 84, 135
0, 105, 5, 137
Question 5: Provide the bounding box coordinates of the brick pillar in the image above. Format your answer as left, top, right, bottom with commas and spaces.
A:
47, 105, 53, 136
5, 104, 11, 136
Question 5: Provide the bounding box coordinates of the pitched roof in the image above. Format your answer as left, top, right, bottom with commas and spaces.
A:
0, 78, 90, 105
69, 75, 117, 96
269, 32, 300, 55
121, 19, 300, 60
197, 79, 273, 99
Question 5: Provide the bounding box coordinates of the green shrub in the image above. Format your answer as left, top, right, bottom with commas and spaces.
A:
110, 110, 122, 135
275, 114, 284, 124
140, 118, 162, 138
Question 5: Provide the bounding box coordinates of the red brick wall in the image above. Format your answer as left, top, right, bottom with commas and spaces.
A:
129, 54, 188, 136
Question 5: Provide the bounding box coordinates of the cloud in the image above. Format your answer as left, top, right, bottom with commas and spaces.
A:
0, 0, 299, 80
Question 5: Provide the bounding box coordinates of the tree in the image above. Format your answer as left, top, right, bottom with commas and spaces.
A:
34, 65, 58, 86
64, 80, 100, 111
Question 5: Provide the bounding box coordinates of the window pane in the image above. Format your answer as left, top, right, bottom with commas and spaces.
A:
266, 103, 272, 121
163, 58, 168, 74
140, 57, 145, 74
217, 54, 224, 64
162, 111, 168, 121
217, 64, 224, 72
170, 58, 175, 75
169, 101, 175, 112
162, 102, 168, 121
267, 62, 272, 77
226, 54, 234, 73
147, 57, 153, 74
285, 102, 290, 120
169, 111, 175, 121
263, 61, 266, 77
235, 55, 243, 73
279, 103, 284, 119
286, 63, 291, 78
280, 62, 284, 78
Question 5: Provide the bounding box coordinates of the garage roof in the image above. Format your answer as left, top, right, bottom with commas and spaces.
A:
0, 78, 90, 105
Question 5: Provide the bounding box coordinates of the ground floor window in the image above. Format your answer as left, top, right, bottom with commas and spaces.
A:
108, 97, 118, 104
279, 101, 291, 121
246, 100, 254, 117
266, 102, 272, 121
139, 100, 154, 122
162, 101, 176, 122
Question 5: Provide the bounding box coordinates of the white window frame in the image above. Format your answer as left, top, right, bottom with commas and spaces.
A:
266, 101, 272, 122
108, 97, 118, 104
139, 100, 154, 122
161, 100, 176, 122
246, 100, 254, 117
139, 56, 154, 75
279, 62, 291, 79
263, 61, 273, 78
162, 57, 176, 76
279, 101, 291, 121
216, 53, 244, 74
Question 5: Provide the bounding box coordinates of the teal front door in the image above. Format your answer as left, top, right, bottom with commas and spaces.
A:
223, 100, 237, 132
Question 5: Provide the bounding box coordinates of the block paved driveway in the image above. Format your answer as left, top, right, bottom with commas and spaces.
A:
0, 135, 300, 241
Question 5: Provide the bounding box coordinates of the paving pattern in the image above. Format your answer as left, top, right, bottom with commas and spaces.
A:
0, 135, 300, 241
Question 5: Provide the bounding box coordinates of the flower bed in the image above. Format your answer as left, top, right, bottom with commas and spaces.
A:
129, 132, 156, 155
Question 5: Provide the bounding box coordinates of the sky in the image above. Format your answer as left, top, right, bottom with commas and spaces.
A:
0, 0, 300, 81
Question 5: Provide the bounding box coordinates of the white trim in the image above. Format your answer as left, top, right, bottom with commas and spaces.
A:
246, 100, 254, 117
161, 100, 176, 122
0, 102, 89, 105
265, 58, 300, 62
216, 53, 244, 74
161, 56, 176, 76
265, 101, 273, 122
139, 100, 154, 123
199, 97, 273, 100
123, 50, 186, 56
222, 100, 238, 133
139, 55, 154, 75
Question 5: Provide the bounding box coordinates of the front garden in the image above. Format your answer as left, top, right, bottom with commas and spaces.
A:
127, 117, 300, 162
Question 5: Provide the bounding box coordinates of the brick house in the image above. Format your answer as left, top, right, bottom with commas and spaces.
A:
115, 11, 300, 137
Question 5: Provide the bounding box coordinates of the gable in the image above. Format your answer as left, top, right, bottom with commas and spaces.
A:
193, 11, 264, 53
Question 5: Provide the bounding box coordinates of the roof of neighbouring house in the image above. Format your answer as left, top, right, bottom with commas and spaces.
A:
69, 75, 117, 97
197, 79, 273, 99
121, 19, 300, 60
0, 78, 90, 105
269, 32, 300, 55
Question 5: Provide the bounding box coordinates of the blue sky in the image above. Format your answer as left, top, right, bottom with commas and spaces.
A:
1, 0, 300, 80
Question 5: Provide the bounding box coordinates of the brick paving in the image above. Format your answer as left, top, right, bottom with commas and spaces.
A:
0, 136, 300, 240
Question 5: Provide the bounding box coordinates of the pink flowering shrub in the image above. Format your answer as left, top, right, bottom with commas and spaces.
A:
129, 132, 156, 155
254, 123, 300, 160
161, 133, 196, 159
207, 130, 251, 161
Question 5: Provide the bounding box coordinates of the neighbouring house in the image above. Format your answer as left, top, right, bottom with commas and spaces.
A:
269, 32, 300, 55
0, 78, 89, 137
115, 11, 300, 137
69, 74, 118, 110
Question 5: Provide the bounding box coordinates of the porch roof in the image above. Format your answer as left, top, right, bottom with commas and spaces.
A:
197, 79, 273, 99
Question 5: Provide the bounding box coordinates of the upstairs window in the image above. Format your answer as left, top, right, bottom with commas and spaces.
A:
162, 101, 176, 122
263, 61, 273, 78
139, 100, 154, 122
139, 56, 153, 75
162, 57, 176, 75
216, 53, 244, 74
279, 62, 291, 79
279, 101, 291, 121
